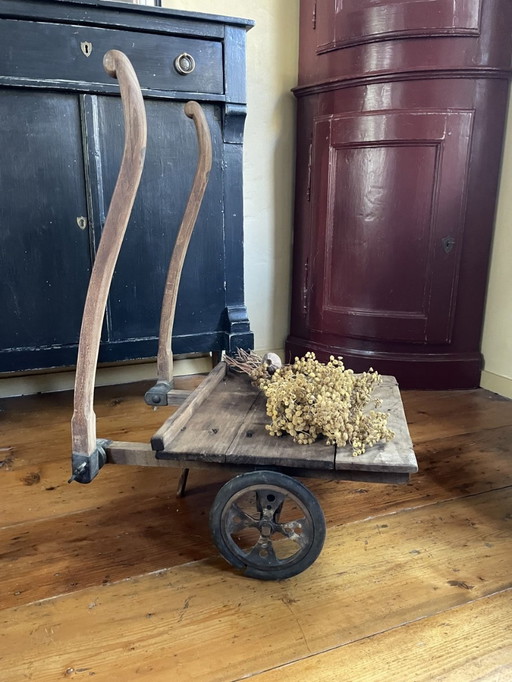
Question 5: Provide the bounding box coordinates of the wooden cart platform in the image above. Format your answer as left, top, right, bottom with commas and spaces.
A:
105, 363, 417, 486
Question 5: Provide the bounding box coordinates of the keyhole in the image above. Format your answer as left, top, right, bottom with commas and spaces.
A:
80, 41, 93, 57
76, 216, 88, 231
441, 236, 455, 254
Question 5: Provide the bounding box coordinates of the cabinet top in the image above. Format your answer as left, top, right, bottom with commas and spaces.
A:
1, 0, 254, 33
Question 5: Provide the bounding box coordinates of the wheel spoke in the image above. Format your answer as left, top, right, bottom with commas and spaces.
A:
246, 538, 279, 565
279, 518, 310, 549
225, 503, 259, 533
256, 489, 286, 521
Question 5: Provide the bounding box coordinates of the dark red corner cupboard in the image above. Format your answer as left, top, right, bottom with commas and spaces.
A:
286, 0, 512, 389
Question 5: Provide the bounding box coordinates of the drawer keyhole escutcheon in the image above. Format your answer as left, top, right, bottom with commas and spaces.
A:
80, 41, 93, 57
76, 216, 88, 231
174, 53, 195, 75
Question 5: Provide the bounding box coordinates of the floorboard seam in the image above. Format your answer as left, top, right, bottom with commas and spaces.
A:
326, 483, 512, 529
232, 586, 512, 681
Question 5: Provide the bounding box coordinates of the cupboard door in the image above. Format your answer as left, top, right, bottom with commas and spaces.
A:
309, 110, 473, 344
0, 90, 91, 361
92, 96, 225, 350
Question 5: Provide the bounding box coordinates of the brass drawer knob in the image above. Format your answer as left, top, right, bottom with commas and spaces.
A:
174, 53, 195, 75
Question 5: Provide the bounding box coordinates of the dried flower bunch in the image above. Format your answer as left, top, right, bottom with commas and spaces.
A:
229, 350, 394, 456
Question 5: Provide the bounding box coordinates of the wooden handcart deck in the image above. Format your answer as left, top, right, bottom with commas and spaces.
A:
105, 362, 417, 487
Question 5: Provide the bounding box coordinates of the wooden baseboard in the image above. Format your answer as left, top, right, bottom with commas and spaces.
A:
0, 348, 284, 399
0, 358, 210, 399
480, 370, 512, 399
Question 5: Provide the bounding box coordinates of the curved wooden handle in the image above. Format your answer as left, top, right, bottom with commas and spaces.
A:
156, 101, 213, 386
71, 50, 147, 458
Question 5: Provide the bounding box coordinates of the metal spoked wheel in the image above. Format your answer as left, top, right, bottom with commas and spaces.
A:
209, 470, 326, 580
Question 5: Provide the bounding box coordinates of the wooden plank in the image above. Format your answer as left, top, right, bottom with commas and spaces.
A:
0, 489, 217, 611
0, 488, 510, 681
226, 392, 336, 470
105, 442, 408, 483
164, 389, 193, 406
157, 373, 260, 462
402, 387, 512, 444
335, 376, 417, 473
224, 375, 414, 473
3, 381, 510, 467
151, 361, 227, 451
4, 384, 510, 448
252, 590, 512, 682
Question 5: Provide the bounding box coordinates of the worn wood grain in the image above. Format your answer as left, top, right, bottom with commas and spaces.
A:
226, 392, 336, 469
157, 373, 260, 461
153, 372, 415, 475
252, 590, 512, 682
0, 488, 510, 681
335, 376, 417, 473
155, 101, 213, 386
163, 389, 193, 406
151, 361, 227, 451
0, 490, 218, 610
4, 383, 509, 463
0, 377, 202, 464
71, 50, 147, 457
402, 388, 512, 443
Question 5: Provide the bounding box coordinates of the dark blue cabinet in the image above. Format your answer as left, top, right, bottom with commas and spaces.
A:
0, 0, 253, 373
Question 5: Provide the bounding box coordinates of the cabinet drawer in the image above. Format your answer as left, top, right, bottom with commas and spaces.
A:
0, 19, 224, 94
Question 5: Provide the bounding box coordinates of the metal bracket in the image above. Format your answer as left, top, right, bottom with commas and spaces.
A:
68, 439, 110, 484
144, 381, 173, 406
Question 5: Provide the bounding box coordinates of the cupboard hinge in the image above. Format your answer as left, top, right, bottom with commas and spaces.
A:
312, 0, 317, 29
306, 142, 312, 202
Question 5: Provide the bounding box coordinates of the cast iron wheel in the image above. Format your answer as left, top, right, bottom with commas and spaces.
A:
209, 470, 326, 580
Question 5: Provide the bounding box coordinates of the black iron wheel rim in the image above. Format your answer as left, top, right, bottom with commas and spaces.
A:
220, 483, 315, 569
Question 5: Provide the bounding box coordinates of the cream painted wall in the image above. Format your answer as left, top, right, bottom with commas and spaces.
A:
481, 90, 512, 399
164, 0, 300, 357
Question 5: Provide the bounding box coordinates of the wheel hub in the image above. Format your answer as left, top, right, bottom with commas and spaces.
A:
259, 522, 273, 537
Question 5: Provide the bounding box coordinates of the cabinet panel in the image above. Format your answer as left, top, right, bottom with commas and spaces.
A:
95, 97, 225, 344
317, 0, 481, 52
0, 90, 91, 351
310, 110, 473, 344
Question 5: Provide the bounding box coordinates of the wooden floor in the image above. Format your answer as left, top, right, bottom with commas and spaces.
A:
0, 376, 511, 681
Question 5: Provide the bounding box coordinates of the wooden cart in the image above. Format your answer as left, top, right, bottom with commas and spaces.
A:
69, 50, 417, 580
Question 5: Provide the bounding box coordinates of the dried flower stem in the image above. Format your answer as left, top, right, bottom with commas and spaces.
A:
224, 348, 264, 375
